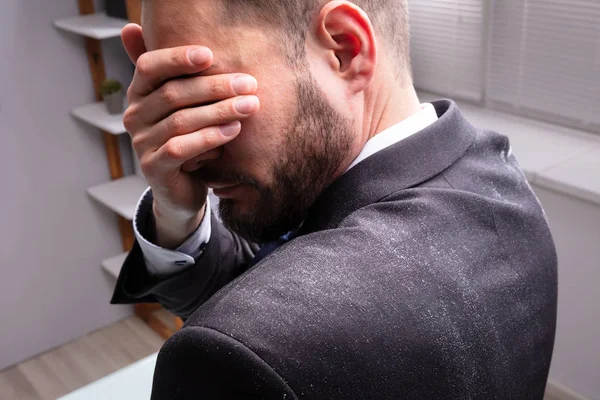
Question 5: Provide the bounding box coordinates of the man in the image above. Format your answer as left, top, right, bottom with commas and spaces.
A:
111, 0, 558, 398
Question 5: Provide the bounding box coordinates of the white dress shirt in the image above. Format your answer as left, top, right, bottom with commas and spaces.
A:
135, 103, 438, 275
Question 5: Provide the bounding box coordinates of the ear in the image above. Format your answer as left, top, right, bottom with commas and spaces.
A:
310, 1, 377, 93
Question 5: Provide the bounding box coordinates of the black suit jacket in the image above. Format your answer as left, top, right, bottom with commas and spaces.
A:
112, 100, 557, 399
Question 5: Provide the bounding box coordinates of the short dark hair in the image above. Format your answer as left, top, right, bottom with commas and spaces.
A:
221, 0, 411, 80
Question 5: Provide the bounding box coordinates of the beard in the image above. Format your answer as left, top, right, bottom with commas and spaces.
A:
197, 72, 354, 243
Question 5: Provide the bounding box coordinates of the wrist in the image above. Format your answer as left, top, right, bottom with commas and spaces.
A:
153, 201, 206, 249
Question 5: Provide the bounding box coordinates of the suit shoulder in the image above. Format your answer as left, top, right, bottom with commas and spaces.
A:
182, 187, 555, 399
154, 325, 296, 399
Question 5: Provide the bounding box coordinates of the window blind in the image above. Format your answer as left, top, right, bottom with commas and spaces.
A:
488, 0, 600, 131
408, 0, 487, 102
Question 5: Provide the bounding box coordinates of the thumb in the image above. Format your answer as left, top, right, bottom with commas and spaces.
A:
121, 23, 147, 64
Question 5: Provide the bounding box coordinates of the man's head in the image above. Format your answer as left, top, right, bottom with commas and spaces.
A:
218, 0, 411, 76
142, 0, 412, 243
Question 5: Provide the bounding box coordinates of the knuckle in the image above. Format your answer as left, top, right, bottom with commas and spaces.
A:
198, 129, 216, 148
130, 133, 144, 151
122, 107, 138, 132
214, 102, 232, 120
206, 129, 225, 148
171, 50, 187, 68
126, 85, 134, 102
208, 78, 228, 97
159, 84, 179, 107
135, 54, 151, 77
139, 155, 154, 176
168, 111, 187, 135
164, 139, 184, 160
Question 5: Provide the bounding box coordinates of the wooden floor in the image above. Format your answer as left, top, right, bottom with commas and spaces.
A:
0, 316, 165, 400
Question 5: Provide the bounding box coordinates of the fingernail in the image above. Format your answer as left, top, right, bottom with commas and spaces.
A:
219, 121, 241, 137
188, 47, 211, 65
235, 96, 259, 114
232, 75, 257, 94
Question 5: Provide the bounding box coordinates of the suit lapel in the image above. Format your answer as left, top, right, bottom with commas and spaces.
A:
299, 100, 476, 235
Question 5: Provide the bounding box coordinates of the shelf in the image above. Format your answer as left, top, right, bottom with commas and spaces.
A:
88, 175, 148, 220
72, 102, 127, 135
54, 12, 128, 40
102, 252, 128, 279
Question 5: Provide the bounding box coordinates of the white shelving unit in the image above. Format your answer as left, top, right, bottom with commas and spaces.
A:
56, 11, 140, 281
72, 102, 127, 135
70, 93, 143, 224
54, 12, 137, 279
88, 175, 148, 221
102, 252, 129, 279
54, 12, 128, 40
56, 1, 182, 340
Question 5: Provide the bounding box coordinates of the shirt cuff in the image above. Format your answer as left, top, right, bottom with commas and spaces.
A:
133, 187, 212, 276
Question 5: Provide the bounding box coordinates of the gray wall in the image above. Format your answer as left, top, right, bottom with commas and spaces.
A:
533, 186, 600, 400
0, 0, 135, 370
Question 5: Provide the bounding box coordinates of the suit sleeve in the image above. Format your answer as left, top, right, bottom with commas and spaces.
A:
150, 326, 297, 400
110, 196, 259, 319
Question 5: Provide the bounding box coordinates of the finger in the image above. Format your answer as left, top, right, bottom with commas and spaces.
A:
139, 95, 259, 152
129, 73, 258, 128
130, 46, 214, 98
180, 148, 223, 172
121, 24, 147, 64
153, 121, 242, 169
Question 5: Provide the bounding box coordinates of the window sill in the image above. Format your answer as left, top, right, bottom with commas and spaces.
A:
419, 92, 600, 207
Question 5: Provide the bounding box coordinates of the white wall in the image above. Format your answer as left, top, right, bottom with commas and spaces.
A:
0, 0, 135, 370
533, 186, 600, 400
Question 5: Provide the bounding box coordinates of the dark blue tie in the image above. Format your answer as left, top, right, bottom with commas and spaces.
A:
250, 230, 298, 267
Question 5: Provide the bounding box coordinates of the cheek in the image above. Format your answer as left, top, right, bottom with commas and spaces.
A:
256, 69, 298, 133
305, 46, 353, 115
225, 72, 297, 166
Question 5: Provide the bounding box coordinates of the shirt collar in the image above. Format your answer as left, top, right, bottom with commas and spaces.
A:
345, 103, 439, 172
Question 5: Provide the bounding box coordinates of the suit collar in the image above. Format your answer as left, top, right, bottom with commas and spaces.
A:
299, 99, 476, 235
344, 103, 439, 172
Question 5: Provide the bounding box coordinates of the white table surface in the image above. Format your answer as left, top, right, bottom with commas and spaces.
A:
58, 353, 158, 400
